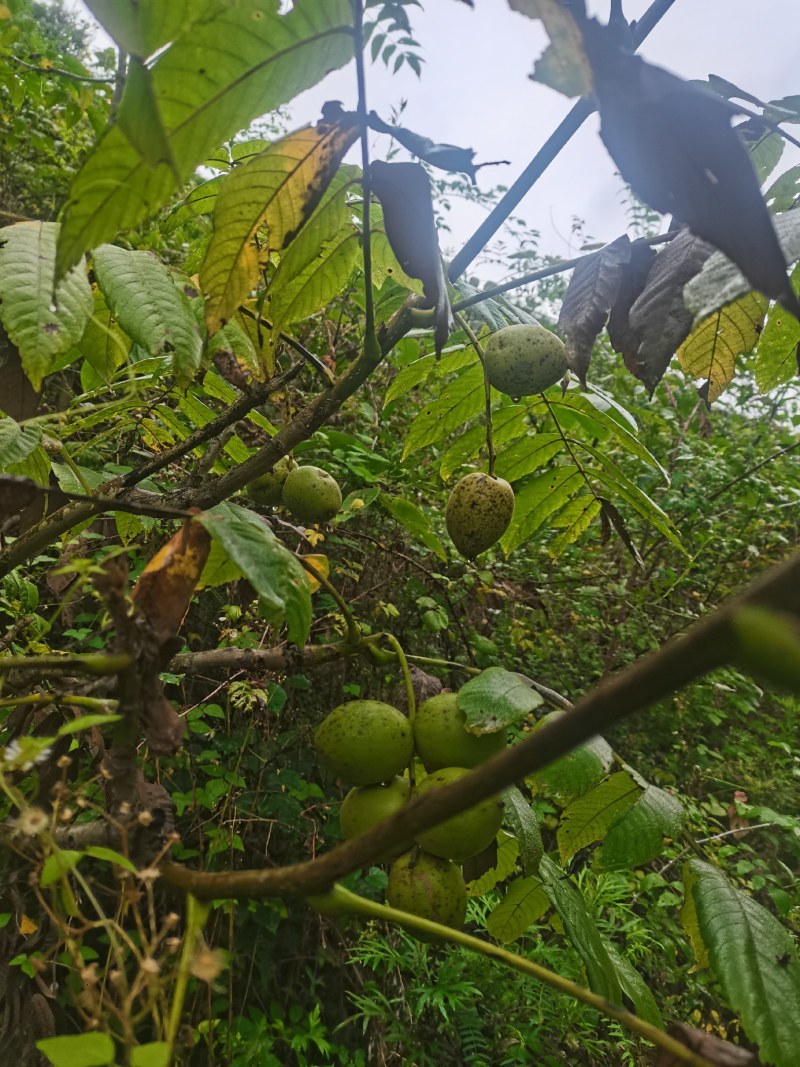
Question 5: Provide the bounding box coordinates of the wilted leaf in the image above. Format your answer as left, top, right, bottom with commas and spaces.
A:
606, 238, 657, 367
457, 667, 543, 731
583, 19, 800, 321
508, 0, 592, 97
558, 235, 630, 383
132, 520, 212, 645
599, 498, 643, 568
627, 229, 714, 394
677, 292, 767, 404
202, 116, 359, 334
0, 222, 93, 390
301, 554, 329, 594
370, 161, 453, 355
368, 112, 507, 184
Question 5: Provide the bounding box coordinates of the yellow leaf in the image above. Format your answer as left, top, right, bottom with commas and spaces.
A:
677, 293, 767, 403
201, 117, 359, 338
18, 914, 39, 935
304, 529, 326, 548
302, 554, 329, 594
0, 5, 12, 18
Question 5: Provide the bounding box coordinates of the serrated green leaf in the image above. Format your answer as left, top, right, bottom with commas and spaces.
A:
438, 405, 527, 481
202, 120, 358, 333
487, 876, 549, 943
548, 494, 601, 557
0, 417, 42, 470
198, 503, 311, 645
494, 432, 563, 483
93, 245, 202, 387
385, 347, 477, 409
540, 855, 622, 1003
41, 849, 83, 888
558, 772, 641, 864
754, 263, 800, 393
597, 785, 683, 871
677, 293, 767, 403
604, 942, 662, 1027
500, 466, 582, 556
56, 0, 356, 277
530, 722, 613, 804
503, 787, 543, 875
0, 222, 93, 389
457, 668, 543, 732
402, 363, 485, 458
466, 832, 520, 897
37, 1032, 116, 1067
379, 493, 445, 560
684, 859, 800, 1066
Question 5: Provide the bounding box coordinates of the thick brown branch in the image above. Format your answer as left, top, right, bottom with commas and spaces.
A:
160, 548, 800, 899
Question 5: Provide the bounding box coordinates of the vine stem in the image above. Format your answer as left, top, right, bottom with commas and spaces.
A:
455, 313, 495, 477
308, 886, 715, 1067
297, 556, 361, 647
382, 633, 416, 786
165, 894, 211, 1058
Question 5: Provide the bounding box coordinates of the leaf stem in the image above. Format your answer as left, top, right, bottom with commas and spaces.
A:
456, 313, 495, 477
298, 556, 361, 646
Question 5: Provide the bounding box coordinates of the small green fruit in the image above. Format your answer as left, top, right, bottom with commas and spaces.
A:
282, 465, 342, 524
445, 473, 514, 559
245, 456, 296, 506
415, 767, 503, 862
484, 323, 567, 397
387, 850, 467, 939
340, 776, 411, 840
414, 692, 506, 771
315, 700, 413, 785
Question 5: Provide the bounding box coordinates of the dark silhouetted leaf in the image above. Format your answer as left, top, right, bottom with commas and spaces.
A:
606, 238, 657, 365
582, 21, 800, 321
599, 498, 643, 568
509, 0, 592, 97
368, 112, 508, 184
627, 229, 713, 394
131, 520, 212, 647
558, 234, 630, 383
370, 161, 453, 355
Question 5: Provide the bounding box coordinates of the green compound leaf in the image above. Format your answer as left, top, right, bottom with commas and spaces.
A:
548, 494, 601, 558
0, 222, 93, 390
494, 432, 564, 483
201, 119, 358, 334
93, 244, 202, 387
597, 784, 684, 871
500, 466, 583, 556
540, 855, 622, 1004
0, 418, 42, 470
683, 859, 800, 1067
37, 1032, 116, 1067
754, 263, 800, 393
385, 347, 477, 409
56, 0, 356, 277
438, 405, 528, 482
457, 668, 543, 732
487, 876, 549, 943
402, 363, 485, 458
503, 786, 544, 875
379, 493, 446, 560
530, 723, 613, 804
557, 771, 641, 865
199, 503, 311, 646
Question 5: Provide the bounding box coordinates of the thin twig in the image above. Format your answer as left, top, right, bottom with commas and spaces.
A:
7, 53, 112, 85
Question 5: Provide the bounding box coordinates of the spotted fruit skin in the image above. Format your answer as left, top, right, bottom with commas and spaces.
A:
340, 776, 411, 839
282, 466, 342, 524
245, 456, 296, 506
484, 323, 567, 397
414, 767, 503, 861
387, 850, 467, 939
414, 692, 506, 771
314, 700, 413, 785
445, 472, 514, 559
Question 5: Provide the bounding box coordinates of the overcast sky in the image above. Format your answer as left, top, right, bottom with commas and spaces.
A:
69, 0, 800, 280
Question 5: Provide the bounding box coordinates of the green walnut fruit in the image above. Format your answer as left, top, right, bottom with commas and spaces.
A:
387, 850, 467, 939
414, 692, 506, 772
340, 776, 411, 839
282, 465, 342, 524
414, 767, 503, 862
445, 472, 514, 559
245, 456, 296, 506
484, 323, 567, 397
315, 700, 413, 785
